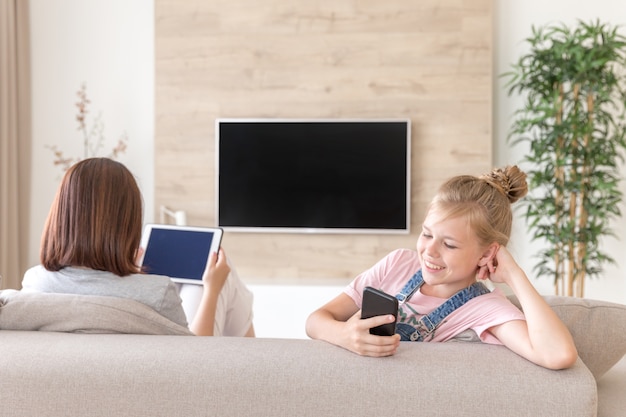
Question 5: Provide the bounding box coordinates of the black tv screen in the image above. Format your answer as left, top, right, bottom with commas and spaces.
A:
216, 119, 410, 234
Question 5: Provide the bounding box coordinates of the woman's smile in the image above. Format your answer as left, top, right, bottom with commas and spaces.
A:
422, 260, 445, 271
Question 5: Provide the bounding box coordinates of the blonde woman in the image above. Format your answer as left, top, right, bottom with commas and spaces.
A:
306, 166, 577, 370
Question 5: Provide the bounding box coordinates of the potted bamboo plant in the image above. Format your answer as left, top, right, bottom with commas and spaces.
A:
504, 20, 626, 297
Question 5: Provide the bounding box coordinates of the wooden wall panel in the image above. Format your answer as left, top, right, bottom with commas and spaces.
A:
155, 0, 493, 283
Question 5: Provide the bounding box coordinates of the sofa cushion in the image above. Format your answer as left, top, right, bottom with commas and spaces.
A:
0, 290, 193, 335
0, 331, 598, 417
597, 355, 626, 417
509, 295, 626, 379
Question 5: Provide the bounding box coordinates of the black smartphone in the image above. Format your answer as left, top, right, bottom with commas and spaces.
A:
361, 286, 399, 336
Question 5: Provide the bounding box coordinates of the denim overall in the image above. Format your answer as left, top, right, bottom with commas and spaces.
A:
394, 270, 491, 341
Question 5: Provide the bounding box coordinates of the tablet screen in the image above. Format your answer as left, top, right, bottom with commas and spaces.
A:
140, 225, 223, 283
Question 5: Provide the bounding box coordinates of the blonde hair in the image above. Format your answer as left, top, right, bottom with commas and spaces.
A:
428, 166, 528, 247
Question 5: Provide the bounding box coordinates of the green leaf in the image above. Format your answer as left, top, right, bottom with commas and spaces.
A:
503, 20, 626, 294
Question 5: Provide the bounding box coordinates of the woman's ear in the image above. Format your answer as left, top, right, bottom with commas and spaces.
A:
477, 243, 499, 267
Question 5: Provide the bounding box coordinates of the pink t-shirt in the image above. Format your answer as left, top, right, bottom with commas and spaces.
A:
344, 248, 526, 344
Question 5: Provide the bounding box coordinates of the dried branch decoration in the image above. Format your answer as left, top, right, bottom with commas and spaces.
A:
47, 83, 128, 171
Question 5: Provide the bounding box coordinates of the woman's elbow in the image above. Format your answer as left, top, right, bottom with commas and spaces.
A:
542, 346, 579, 370
304, 312, 319, 339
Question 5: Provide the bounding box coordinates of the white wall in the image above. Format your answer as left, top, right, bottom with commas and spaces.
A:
28, 1, 625, 304
28, 0, 154, 268
494, 1, 626, 303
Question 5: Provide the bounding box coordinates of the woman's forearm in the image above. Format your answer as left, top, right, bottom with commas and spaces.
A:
189, 288, 220, 336
507, 270, 578, 368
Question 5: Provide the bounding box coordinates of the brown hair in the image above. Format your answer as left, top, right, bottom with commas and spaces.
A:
428, 165, 528, 247
40, 158, 143, 276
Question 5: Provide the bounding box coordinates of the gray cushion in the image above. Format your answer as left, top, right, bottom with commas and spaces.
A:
0, 290, 192, 335
0, 331, 598, 417
597, 355, 626, 417
509, 295, 626, 379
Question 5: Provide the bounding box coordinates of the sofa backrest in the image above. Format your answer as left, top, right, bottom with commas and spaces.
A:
0, 331, 597, 417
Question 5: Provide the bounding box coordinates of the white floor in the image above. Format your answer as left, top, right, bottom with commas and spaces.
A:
247, 284, 347, 339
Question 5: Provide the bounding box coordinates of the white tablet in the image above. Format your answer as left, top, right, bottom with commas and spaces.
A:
139, 224, 224, 285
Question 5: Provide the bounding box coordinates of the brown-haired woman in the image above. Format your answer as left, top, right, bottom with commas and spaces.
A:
23, 157, 254, 337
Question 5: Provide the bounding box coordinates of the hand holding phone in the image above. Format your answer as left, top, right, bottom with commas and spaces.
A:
361, 287, 399, 336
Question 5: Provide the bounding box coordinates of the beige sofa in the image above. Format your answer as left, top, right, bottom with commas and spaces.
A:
1, 291, 625, 417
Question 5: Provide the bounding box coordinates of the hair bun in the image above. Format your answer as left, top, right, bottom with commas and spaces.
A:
480, 165, 528, 204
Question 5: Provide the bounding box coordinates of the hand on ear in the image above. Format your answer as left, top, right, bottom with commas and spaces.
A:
476, 243, 500, 281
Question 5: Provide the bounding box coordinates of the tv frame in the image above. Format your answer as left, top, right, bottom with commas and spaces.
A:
215, 118, 411, 235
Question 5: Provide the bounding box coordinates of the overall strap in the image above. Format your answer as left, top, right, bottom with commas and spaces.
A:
395, 270, 424, 304
395, 269, 491, 341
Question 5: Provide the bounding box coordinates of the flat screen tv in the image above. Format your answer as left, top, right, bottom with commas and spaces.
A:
216, 119, 411, 234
